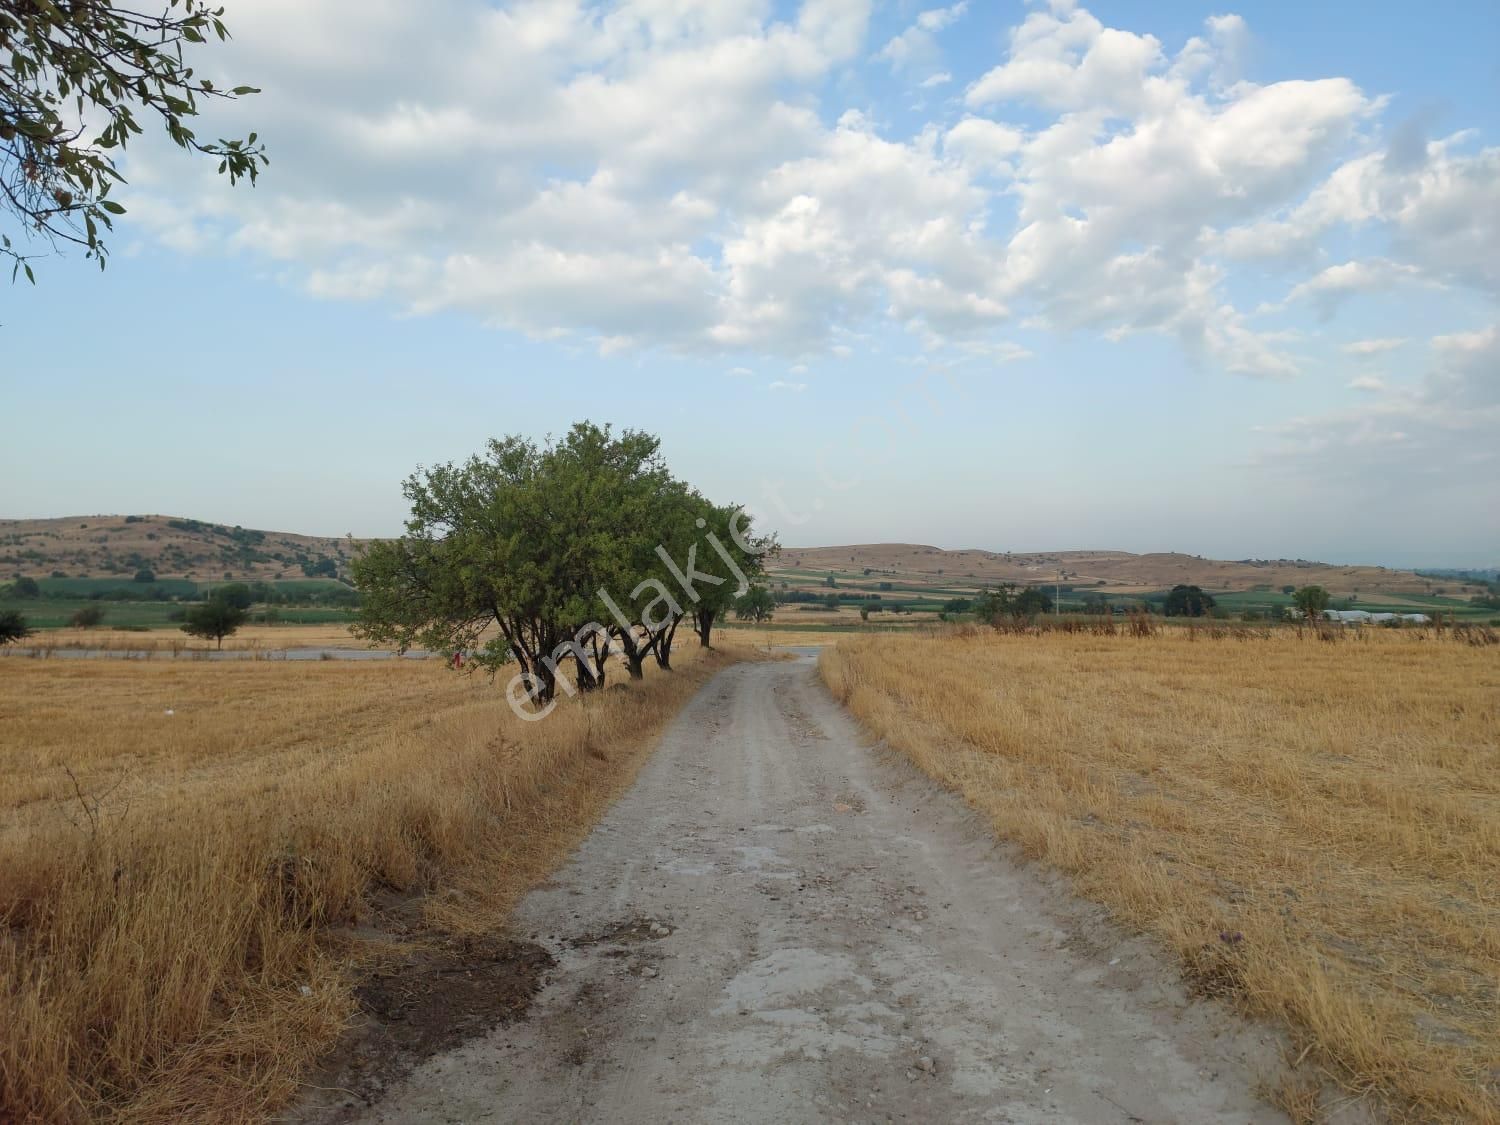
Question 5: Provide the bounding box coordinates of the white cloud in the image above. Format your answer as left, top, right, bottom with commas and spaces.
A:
118, 2, 1496, 379
1274, 259, 1425, 320
1259, 325, 1499, 487
728, 366, 754, 376
878, 3, 968, 79
1346, 374, 1386, 391
768, 380, 808, 391
1341, 338, 1407, 357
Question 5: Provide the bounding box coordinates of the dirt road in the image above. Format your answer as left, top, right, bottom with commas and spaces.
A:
344, 654, 1286, 1123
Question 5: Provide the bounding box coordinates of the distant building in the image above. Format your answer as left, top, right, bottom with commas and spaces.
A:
1315, 609, 1431, 625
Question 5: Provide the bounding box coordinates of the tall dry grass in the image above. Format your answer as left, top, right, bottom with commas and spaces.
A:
6, 623, 369, 654
821, 629, 1499, 1123
0, 641, 746, 1122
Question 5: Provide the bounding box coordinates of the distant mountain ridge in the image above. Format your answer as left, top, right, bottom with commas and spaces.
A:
0, 515, 1474, 597
0, 515, 359, 582
773, 544, 1459, 597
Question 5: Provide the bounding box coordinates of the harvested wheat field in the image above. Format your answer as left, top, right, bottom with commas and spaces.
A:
820, 627, 1500, 1123
0, 641, 749, 1123
6, 623, 372, 655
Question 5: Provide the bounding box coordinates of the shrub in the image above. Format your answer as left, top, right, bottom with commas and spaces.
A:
70, 605, 106, 629
0, 610, 31, 646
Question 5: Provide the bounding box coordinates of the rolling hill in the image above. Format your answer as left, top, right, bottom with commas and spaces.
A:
774, 544, 1465, 598
0, 515, 359, 582
2, 516, 1483, 603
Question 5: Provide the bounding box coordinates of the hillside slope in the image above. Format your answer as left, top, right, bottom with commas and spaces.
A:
775, 544, 1461, 597
1, 516, 1471, 598
0, 515, 359, 581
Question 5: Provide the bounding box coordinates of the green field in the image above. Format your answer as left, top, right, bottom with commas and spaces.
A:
0, 597, 357, 630
25, 576, 350, 599
1, 577, 360, 631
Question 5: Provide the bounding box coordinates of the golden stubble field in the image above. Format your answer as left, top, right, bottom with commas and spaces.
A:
0, 639, 754, 1123
821, 628, 1499, 1123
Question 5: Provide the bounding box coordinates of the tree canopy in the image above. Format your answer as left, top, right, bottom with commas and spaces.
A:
974, 583, 1054, 623
1, 0, 266, 279
1163, 584, 1216, 617
0, 608, 29, 645
734, 585, 775, 624
180, 594, 246, 648
1293, 585, 1330, 621
352, 423, 776, 711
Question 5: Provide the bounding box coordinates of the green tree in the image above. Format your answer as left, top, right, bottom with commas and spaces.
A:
212, 582, 255, 610
1293, 585, 1330, 621
355, 425, 675, 703
686, 499, 774, 651
1281, 585, 1296, 595
133, 568, 155, 583
1163, 585, 1215, 617
70, 604, 104, 628
0, 608, 30, 645
734, 585, 775, 624
941, 597, 973, 615
1012, 586, 1054, 618
181, 596, 246, 648
1, 0, 266, 280
9, 575, 40, 598
972, 584, 1013, 624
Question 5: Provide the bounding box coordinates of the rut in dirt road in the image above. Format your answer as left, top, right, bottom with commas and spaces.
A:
333, 654, 1288, 1124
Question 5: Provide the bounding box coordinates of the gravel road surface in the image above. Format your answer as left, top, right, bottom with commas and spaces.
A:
343, 653, 1286, 1124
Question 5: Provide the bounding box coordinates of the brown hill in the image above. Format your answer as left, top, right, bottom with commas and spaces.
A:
1, 517, 1465, 598
773, 544, 1453, 597
0, 515, 359, 581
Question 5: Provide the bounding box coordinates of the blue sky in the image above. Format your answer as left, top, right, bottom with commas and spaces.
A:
2, 0, 1496, 567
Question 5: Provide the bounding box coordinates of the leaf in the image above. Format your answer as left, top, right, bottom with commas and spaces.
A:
99, 201, 126, 215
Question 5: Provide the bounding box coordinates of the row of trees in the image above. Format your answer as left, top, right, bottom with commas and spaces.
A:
972, 583, 1054, 623
352, 424, 774, 705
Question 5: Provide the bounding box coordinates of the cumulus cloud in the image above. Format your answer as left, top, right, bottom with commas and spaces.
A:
769, 380, 808, 391
878, 3, 968, 79
1273, 259, 1425, 320
119, 1, 1495, 377
1259, 325, 1498, 486
1342, 338, 1408, 357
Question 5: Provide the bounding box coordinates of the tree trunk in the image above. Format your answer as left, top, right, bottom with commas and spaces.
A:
654, 615, 680, 670
695, 606, 715, 648
613, 626, 646, 680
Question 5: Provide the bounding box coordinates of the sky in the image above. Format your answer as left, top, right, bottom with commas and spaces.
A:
1, 0, 1497, 568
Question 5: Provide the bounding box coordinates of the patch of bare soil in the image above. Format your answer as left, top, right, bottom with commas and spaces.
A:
293, 931, 553, 1121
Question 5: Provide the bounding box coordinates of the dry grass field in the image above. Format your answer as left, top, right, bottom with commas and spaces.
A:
6, 623, 372, 654
0, 640, 752, 1123
821, 628, 1499, 1122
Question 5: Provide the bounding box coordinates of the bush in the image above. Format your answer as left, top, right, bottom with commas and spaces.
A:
70, 605, 106, 629
0, 610, 31, 646
133, 568, 156, 583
